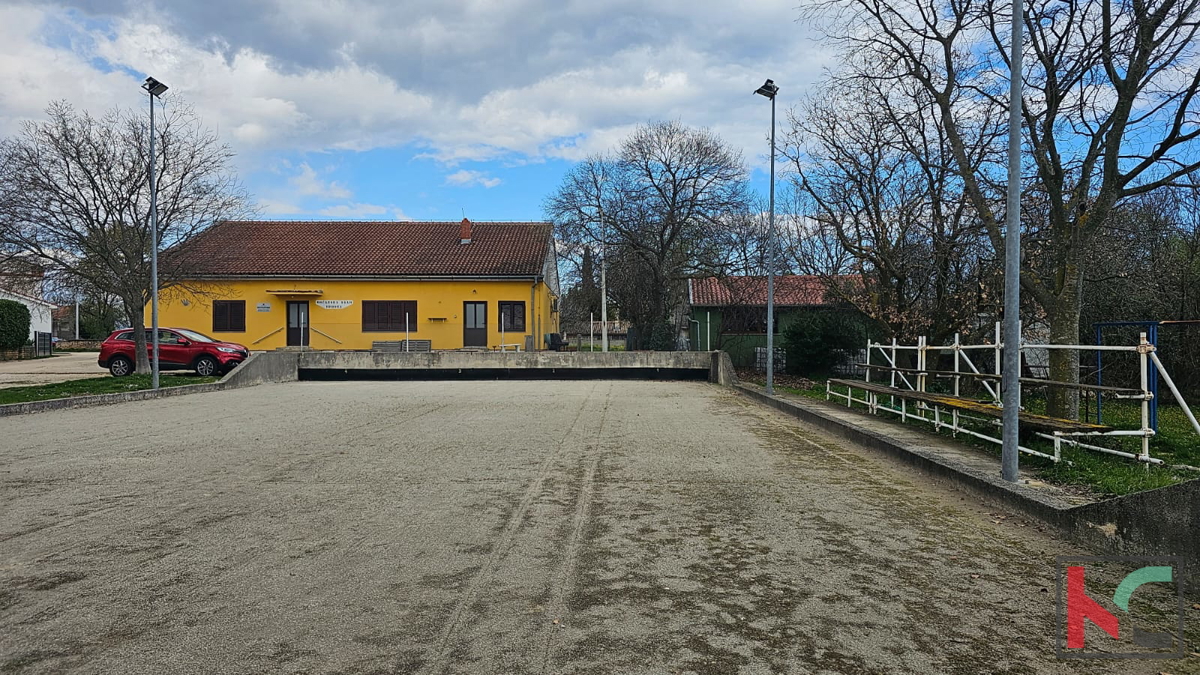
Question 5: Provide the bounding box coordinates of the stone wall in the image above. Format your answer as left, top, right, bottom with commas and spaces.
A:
54, 340, 102, 351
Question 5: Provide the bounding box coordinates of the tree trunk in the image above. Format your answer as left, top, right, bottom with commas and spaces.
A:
1045, 267, 1083, 420
126, 301, 150, 374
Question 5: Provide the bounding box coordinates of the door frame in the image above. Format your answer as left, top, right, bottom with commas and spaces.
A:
287, 301, 310, 347
463, 301, 487, 347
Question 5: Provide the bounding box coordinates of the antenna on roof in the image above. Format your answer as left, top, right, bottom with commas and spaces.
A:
461, 207, 466, 219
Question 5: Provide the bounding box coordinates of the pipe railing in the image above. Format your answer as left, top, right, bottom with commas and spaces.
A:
842, 323, 1199, 466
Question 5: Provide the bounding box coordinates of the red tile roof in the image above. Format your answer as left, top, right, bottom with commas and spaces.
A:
690, 275, 846, 307
170, 220, 553, 277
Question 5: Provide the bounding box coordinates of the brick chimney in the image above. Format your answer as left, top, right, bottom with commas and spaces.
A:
460, 217, 472, 244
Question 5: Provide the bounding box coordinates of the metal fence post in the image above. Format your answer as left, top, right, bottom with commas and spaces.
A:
865, 338, 872, 384
953, 333, 961, 436
1139, 332, 1151, 463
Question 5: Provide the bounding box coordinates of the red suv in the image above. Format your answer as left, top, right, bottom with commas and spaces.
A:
99, 328, 249, 377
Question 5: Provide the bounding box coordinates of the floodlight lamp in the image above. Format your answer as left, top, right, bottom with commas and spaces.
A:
754, 79, 778, 99
142, 77, 169, 97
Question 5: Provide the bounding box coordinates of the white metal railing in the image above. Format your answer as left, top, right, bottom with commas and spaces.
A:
828, 323, 1200, 465
252, 326, 284, 345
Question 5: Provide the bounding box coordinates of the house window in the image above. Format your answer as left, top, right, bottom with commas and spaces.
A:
498, 302, 526, 331
212, 300, 246, 332
362, 301, 418, 331
720, 307, 777, 334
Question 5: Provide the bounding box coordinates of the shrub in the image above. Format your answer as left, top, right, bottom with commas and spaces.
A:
782, 308, 874, 376
0, 299, 32, 351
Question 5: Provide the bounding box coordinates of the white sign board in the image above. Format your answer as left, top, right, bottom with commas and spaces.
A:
256, 302, 272, 312
315, 300, 353, 310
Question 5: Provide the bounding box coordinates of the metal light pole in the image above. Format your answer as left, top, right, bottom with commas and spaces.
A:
1001, 6, 1023, 482
143, 76, 168, 390
597, 182, 609, 353
755, 79, 779, 395
601, 243, 608, 353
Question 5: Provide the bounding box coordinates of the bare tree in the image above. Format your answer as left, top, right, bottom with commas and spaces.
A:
0, 100, 252, 373
807, 0, 1200, 418
782, 77, 996, 344
545, 121, 753, 349
1080, 185, 1200, 395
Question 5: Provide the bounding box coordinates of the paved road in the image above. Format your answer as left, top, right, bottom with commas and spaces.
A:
0, 381, 1192, 673
0, 353, 103, 389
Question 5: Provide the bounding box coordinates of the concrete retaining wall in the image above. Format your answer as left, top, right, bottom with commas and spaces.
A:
1065, 480, 1200, 568
297, 350, 716, 371
0, 350, 734, 417
710, 351, 738, 387
222, 351, 300, 387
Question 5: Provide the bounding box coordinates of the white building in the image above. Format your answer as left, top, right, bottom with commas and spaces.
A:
0, 288, 56, 340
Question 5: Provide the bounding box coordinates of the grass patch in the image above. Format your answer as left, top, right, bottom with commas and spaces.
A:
740, 370, 1199, 496
0, 374, 220, 406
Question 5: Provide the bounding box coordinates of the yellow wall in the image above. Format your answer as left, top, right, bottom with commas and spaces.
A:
156, 278, 560, 351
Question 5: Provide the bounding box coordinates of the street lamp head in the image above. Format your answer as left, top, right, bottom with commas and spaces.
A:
754, 79, 778, 99
142, 77, 169, 98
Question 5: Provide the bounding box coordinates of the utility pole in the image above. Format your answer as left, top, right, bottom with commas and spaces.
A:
1001, 3, 1023, 482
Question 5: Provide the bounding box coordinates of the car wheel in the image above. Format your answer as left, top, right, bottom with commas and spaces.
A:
195, 356, 218, 377
109, 355, 133, 377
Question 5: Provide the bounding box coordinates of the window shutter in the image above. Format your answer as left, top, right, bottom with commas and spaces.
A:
214, 302, 228, 332
232, 302, 245, 331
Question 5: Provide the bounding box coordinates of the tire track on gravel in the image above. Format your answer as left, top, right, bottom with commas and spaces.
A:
539, 382, 612, 672
418, 382, 600, 675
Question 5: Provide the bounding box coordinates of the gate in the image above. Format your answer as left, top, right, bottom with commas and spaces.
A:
34, 331, 52, 357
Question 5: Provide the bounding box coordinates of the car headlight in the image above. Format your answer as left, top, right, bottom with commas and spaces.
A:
217, 346, 239, 353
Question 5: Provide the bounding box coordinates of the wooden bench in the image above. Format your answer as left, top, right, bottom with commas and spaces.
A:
827, 378, 1112, 434
372, 340, 432, 353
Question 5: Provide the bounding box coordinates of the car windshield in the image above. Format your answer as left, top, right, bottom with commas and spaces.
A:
174, 329, 218, 343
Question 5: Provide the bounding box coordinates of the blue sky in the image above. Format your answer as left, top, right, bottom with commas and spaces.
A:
0, 1, 831, 222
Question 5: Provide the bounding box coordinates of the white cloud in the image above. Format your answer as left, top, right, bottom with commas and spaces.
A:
258, 198, 304, 215
445, 170, 502, 189
0, 2, 833, 176
317, 203, 412, 220
0, 7, 130, 134
289, 163, 352, 199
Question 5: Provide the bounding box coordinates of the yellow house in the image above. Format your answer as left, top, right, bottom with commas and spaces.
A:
157, 219, 560, 351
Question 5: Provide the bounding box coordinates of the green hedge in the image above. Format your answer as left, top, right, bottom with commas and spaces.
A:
0, 300, 31, 353
0, 299, 31, 351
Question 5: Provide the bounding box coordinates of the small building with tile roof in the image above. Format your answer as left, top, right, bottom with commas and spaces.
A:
156, 219, 560, 351
687, 275, 856, 366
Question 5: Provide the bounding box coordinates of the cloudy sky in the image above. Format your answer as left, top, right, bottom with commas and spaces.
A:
0, 0, 832, 221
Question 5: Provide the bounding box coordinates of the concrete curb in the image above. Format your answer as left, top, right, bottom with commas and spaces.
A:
0, 381, 228, 417
735, 383, 1199, 589
734, 384, 1070, 522
0, 351, 301, 418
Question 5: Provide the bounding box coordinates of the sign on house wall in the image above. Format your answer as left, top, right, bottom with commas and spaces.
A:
256, 303, 272, 312
315, 300, 353, 310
